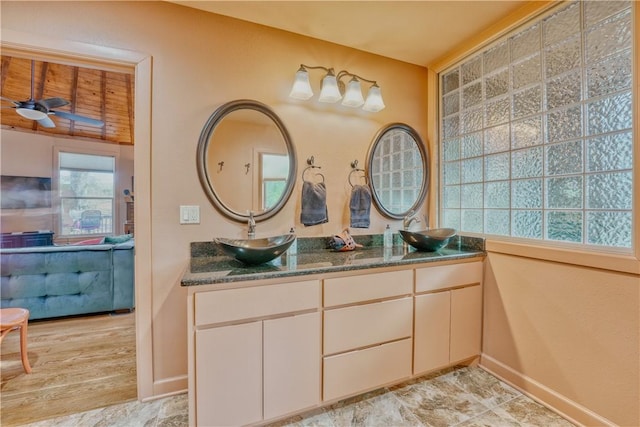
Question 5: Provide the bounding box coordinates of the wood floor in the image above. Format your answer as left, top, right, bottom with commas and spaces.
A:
0, 312, 137, 426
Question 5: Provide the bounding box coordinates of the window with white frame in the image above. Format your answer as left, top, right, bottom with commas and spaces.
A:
58, 152, 115, 236
439, 0, 634, 249
260, 153, 289, 210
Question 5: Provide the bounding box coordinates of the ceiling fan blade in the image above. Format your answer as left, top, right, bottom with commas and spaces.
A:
37, 116, 56, 128
1, 96, 20, 107
51, 110, 105, 127
38, 97, 70, 110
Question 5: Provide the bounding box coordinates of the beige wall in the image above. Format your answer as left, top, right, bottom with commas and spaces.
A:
0, 129, 134, 238
482, 253, 639, 426
1, 1, 428, 397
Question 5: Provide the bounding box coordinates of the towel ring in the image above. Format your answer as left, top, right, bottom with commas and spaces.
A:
348, 168, 367, 188
302, 165, 325, 183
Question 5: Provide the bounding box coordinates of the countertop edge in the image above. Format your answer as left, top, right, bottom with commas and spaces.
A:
181, 249, 485, 286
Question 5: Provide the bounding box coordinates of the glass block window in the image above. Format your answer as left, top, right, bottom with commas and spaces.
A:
439, 0, 634, 249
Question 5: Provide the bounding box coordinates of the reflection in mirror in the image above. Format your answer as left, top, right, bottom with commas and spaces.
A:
197, 100, 296, 222
206, 110, 287, 212
261, 153, 288, 210
366, 123, 428, 219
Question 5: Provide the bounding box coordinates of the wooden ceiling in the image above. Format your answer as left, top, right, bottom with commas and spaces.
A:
0, 56, 134, 145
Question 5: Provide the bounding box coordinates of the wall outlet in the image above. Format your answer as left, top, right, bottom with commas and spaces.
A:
180, 205, 200, 224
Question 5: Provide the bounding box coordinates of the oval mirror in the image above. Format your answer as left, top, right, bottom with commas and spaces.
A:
196, 99, 297, 222
366, 123, 429, 219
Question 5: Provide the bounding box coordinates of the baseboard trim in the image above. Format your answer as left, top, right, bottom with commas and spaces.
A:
144, 375, 188, 401
480, 354, 614, 427
140, 389, 187, 403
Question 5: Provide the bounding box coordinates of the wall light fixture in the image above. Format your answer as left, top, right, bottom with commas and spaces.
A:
289, 64, 385, 112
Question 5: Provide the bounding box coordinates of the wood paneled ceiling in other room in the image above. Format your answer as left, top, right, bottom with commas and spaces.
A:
0, 56, 134, 145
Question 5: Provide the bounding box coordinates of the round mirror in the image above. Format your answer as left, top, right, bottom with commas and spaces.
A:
196, 99, 297, 222
366, 123, 429, 219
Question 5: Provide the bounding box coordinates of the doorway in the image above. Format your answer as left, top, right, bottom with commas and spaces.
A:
0, 34, 154, 410
0, 53, 136, 423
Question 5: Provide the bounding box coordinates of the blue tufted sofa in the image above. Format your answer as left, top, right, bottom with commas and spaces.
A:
0, 240, 134, 320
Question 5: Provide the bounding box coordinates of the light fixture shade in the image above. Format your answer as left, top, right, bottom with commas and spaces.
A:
16, 108, 48, 120
341, 77, 364, 108
289, 69, 313, 100
318, 73, 341, 103
363, 84, 386, 112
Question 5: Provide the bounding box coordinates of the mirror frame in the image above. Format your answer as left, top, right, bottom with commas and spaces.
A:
366, 122, 429, 219
196, 99, 297, 223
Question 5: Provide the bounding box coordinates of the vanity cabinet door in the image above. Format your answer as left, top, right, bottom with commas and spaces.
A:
414, 291, 451, 375
450, 284, 482, 362
192, 281, 321, 425
264, 312, 320, 420
196, 322, 262, 427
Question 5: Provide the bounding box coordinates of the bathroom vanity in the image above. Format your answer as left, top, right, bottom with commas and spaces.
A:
182, 238, 484, 426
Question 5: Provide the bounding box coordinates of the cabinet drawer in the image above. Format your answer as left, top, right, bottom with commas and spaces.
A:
324, 270, 413, 307
195, 280, 320, 326
323, 338, 412, 402
415, 262, 482, 293
324, 297, 412, 354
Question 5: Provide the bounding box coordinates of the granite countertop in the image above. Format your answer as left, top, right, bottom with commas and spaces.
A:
181, 234, 485, 286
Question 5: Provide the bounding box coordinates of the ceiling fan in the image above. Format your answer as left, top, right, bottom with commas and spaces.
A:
0, 60, 104, 128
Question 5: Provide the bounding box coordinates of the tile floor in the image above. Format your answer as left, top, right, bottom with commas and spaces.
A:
22, 366, 575, 427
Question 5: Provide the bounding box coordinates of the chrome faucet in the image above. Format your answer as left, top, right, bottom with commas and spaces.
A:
247, 211, 256, 239
403, 212, 421, 230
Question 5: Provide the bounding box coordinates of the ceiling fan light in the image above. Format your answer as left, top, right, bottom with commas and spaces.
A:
318, 73, 341, 103
37, 116, 56, 128
363, 84, 385, 112
16, 108, 48, 121
289, 68, 313, 100
341, 77, 364, 108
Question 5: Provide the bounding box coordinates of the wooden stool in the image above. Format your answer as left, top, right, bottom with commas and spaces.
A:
0, 308, 32, 374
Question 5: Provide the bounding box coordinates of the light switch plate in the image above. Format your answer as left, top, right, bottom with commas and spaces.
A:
180, 205, 200, 224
